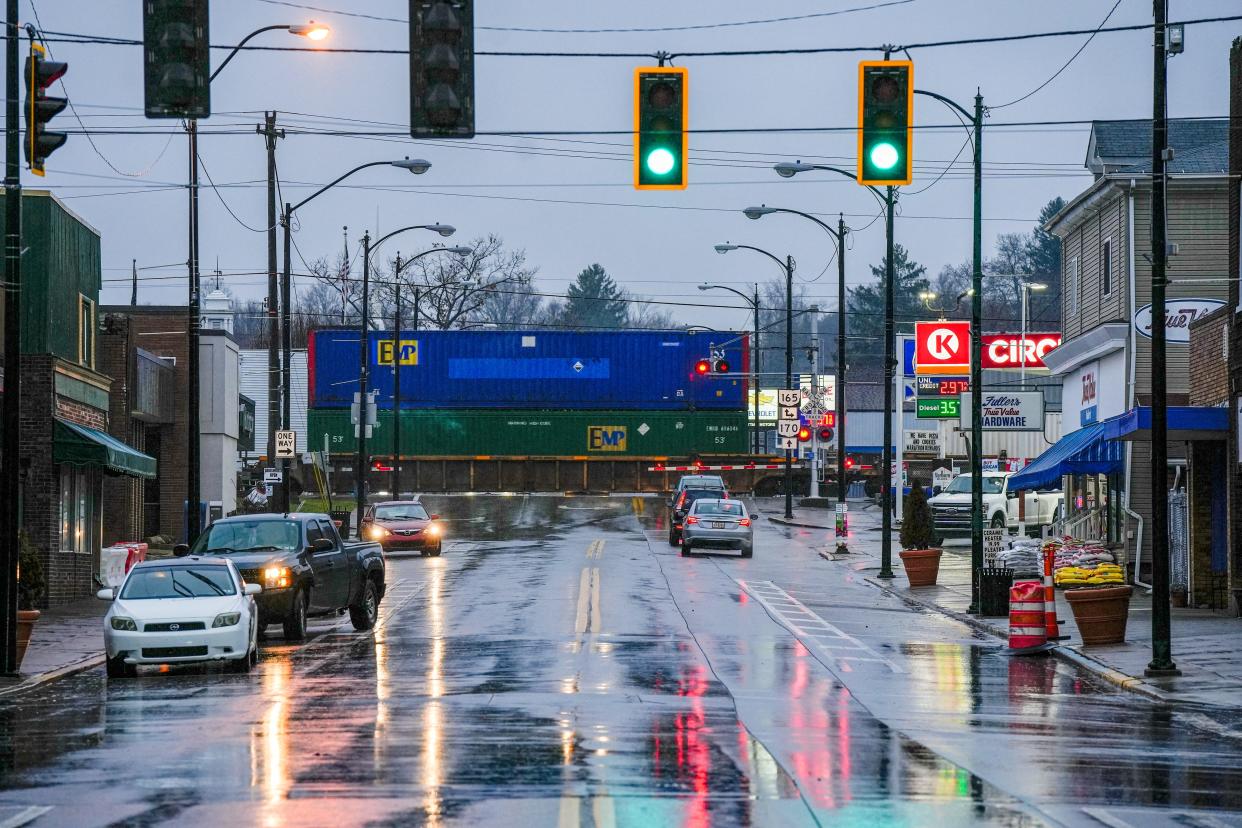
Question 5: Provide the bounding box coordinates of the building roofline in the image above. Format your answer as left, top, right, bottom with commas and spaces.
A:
21, 189, 102, 238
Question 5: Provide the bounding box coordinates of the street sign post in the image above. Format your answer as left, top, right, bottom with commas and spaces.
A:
275, 430, 296, 459
263, 468, 283, 484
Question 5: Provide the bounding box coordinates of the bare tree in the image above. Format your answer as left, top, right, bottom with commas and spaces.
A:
403, 234, 536, 330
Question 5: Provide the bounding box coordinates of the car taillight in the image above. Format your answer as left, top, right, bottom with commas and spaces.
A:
686, 516, 699, 525
739, 518, 751, 527
676, 493, 686, 509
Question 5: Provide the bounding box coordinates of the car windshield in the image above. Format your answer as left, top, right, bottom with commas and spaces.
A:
121, 566, 236, 599
374, 504, 429, 521
694, 502, 743, 516
190, 519, 301, 554
943, 476, 1004, 495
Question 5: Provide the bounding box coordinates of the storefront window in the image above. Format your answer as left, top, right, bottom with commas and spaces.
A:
58, 465, 99, 555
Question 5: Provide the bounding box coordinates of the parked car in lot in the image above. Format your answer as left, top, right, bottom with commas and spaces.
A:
98, 557, 261, 678
928, 472, 1063, 538
669, 486, 731, 545
185, 513, 386, 640
360, 500, 443, 556
681, 499, 755, 558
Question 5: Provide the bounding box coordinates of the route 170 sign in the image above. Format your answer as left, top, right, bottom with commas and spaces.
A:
915, 321, 970, 376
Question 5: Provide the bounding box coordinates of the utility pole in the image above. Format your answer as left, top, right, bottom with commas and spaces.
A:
186, 119, 201, 541
753, 283, 760, 455
280, 199, 294, 514
131, 259, 138, 305
2, 0, 23, 674
836, 214, 848, 544
784, 255, 795, 519
392, 253, 402, 499
258, 112, 284, 510
969, 90, 985, 612
1146, 0, 1179, 677
879, 187, 896, 579
355, 232, 372, 528
808, 338, 820, 499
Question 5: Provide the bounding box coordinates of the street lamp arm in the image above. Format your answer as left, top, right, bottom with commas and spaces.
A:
913, 88, 975, 123
210, 25, 293, 83
373, 224, 452, 253
700, 284, 755, 308
777, 162, 885, 205
288, 161, 393, 215
732, 244, 788, 274
394, 246, 455, 276
763, 207, 842, 241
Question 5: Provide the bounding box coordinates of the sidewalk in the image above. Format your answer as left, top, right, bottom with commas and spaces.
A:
765, 504, 1242, 708
0, 597, 106, 698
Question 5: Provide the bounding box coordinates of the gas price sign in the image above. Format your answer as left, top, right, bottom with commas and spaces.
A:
916, 397, 962, 419
916, 376, 971, 397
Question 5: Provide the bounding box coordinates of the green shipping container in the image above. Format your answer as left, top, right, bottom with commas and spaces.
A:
308, 408, 749, 457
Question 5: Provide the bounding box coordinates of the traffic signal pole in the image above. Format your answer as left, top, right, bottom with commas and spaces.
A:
2, 1, 22, 674
392, 253, 402, 498
187, 118, 201, 541
356, 232, 372, 529
879, 186, 896, 579
785, 255, 795, 519
836, 214, 848, 540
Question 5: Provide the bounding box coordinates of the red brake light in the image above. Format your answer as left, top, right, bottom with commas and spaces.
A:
686, 516, 699, 525
739, 518, 751, 527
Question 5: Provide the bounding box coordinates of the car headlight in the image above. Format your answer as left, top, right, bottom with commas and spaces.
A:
367, 526, 389, 541
263, 566, 291, 589
212, 612, 241, 628
110, 616, 137, 631
425, 523, 441, 537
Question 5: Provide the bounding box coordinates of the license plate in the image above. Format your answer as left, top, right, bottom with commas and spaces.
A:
712, 521, 726, 529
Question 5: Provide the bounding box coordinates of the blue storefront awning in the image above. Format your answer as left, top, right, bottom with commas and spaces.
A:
1099, 406, 1227, 442
1007, 422, 1122, 491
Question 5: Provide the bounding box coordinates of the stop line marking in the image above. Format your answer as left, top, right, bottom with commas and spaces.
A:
736, 579, 903, 674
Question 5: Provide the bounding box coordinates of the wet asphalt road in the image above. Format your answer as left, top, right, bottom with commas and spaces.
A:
2, 495, 1242, 827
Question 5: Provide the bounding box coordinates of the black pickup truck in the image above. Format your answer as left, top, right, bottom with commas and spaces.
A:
180, 513, 386, 640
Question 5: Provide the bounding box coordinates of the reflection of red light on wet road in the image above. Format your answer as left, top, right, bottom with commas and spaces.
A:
674, 665, 711, 828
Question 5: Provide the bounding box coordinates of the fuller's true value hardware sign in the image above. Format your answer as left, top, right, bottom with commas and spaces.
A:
960, 391, 1045, 431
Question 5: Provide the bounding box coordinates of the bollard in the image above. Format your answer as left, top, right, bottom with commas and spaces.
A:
1008, 579, 1047, 651
1042, 542, 1069, 641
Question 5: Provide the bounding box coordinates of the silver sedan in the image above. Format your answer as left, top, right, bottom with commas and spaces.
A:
681, 498, 754, 558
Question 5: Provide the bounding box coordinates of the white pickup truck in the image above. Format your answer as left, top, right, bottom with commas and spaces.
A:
928, 472, 1062, 538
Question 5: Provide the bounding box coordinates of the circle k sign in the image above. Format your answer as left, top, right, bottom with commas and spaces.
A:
915, 320, 971, 375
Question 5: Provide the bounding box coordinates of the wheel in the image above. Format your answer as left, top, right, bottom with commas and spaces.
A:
667, 528, 678, 546
349, 578, 380, 631
282, 586, 308, 641
106, 654, 136, 679
740, 545, 753, 559
227, 650, 252, 673
680, 541, 693, 557
991, 513, 1006, 529
426, 543, 442, 557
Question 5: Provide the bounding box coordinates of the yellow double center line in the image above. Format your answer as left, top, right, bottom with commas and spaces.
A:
574, 540, 605, 634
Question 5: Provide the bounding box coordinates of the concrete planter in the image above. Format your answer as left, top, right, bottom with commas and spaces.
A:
899, 548, 942, 587
16, 609, 40, 669
1065, 585, 1132, 645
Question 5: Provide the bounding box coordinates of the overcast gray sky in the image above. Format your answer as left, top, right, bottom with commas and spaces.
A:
19, 0, 1239, 331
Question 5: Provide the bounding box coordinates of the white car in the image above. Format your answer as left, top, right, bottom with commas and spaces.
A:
99, 556, 262, 678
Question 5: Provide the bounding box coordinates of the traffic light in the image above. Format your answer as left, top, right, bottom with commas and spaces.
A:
24, 43, 67, 176
410, 0, 475, 138
844, 456, 856, 470
695, 359, 711, 375
857, 60, 913, 186
797, 426, 812, 442
818, 426, 834, 442
634, 66, 688, 190
143, 0, 211, 119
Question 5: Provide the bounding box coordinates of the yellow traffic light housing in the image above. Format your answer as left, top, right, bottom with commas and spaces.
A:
857, 60, 913, 186
634, 66, 688, 190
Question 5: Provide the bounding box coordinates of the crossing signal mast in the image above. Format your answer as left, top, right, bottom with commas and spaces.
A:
24, 43, 67, 176
634, 66, 688, 190
857, 60, 913, 186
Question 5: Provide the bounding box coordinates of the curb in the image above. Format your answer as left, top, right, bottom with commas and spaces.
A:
0, 652, 105, 700
768, 516, 834, 531
861, 576, 1176, 704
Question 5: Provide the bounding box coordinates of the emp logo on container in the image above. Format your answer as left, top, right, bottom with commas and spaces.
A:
588, 426, 627, 452
376, 340, 419, 366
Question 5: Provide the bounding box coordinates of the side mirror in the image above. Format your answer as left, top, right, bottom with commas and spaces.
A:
244, 583, 263, 596
312, 537, 334, 552
750, 513, 759, 520
96, 587, 116, 600
173, 543, 190, 557
430, 514, 441, 521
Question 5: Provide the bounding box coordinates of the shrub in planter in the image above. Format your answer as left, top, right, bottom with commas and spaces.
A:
16, 529, 45, 668
899, 480, 942, 587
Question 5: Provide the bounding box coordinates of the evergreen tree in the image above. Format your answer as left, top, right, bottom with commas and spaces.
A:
560, 264, 628, 330
847, 244, 930, 353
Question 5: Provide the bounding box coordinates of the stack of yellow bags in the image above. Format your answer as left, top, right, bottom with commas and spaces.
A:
1054, 563, 1124, 587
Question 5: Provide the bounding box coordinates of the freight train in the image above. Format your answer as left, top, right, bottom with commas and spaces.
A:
306, 328, 758, 492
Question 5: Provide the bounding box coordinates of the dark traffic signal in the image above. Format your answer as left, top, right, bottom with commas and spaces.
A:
24, 43, 67, 176
410, 0, 475, 138
857, 60, 912, 186
143, 0, 211, 119
818, 426, 834, 442
634, 66, 687, 190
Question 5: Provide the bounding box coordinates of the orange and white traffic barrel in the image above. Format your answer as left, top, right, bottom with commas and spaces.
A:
1008, 579, 1047, 650
1042, 542, 1068, 641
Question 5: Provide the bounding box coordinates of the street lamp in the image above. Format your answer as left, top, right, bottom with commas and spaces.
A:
742, 203, 852, 546
919, 288, 973, 318
772, 161, 896, 577
185, 21, 333, 544
278, 159, 435, 518
714, 242, 797, 519
389, 245, 472, 496
698, 283, 761, 454
1019, 281, 1047, 385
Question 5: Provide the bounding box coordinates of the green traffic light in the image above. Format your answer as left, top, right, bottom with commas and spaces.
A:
869, 141, 900, 171
645, 147, 676, 176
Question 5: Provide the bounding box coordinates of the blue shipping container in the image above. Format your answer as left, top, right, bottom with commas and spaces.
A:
308, 328, 748, 410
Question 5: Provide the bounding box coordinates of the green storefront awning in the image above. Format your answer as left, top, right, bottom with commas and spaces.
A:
54, 419, 157, 480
